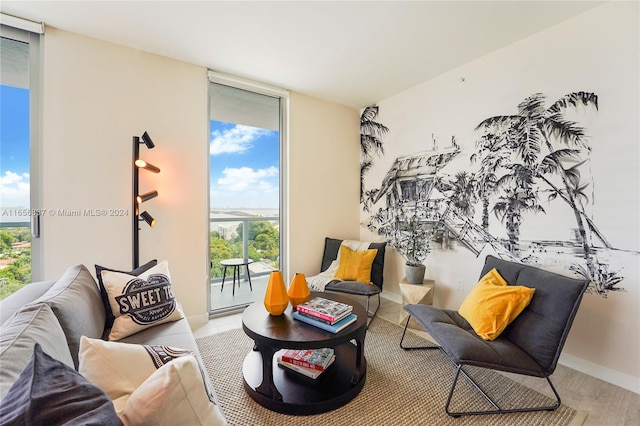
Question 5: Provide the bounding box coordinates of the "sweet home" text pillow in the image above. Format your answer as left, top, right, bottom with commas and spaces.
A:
101, 260, 183, 340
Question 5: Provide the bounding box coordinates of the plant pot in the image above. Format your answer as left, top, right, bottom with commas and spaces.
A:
405, 264, 426, 284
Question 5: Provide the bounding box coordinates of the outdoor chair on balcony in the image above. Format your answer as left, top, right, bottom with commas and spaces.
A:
400, 255, 589, 417
308, 237, 386, 326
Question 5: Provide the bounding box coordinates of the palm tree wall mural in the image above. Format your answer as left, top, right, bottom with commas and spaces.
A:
363, 92, 638, 298
360, 105, 388, 212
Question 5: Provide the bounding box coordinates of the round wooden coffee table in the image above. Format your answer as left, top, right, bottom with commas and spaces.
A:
242, 292, 368, 415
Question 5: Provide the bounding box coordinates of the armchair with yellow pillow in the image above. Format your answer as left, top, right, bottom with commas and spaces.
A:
306, 238, 386, 325
400, 255, 589, 418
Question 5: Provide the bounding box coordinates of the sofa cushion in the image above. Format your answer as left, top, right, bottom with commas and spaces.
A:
325, 280, 382, 296
0, 280, 56, 326
100, 260, 184, 341
95, 260, 158, 331
404, 304, 545, 376
31, 265, 106, 369
115, 315, 221, 406
79, 337, 225, 425
0, 304, 74, 399
0, 343, 121, 426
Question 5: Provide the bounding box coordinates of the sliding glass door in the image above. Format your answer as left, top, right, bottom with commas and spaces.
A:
207, 74, 288, 314
0, 22, 42, 299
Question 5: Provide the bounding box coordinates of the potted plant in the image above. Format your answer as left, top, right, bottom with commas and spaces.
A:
388, 210, 435, 284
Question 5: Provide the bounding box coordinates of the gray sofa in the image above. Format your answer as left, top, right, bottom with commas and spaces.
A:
0, 264, 223, 423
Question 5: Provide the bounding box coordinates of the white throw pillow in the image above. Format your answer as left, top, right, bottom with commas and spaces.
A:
78, 337, 225, 426
120, 356, 226, 426
100, 260, 184, 340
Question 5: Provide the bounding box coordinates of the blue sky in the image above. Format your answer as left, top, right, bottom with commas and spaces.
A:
209, 121, 279, 209
0, 84, 279, 210
0, 85, 30, 208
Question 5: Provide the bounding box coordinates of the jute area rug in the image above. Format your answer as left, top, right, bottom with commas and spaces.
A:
196, 317, 581, 426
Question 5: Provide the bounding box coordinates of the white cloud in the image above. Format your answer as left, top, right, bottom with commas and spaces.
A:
0, 171, 30, 207
210, 124, 271, 156
217, 166, 278, 192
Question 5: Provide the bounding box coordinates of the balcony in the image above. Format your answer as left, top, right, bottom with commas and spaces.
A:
209, 215, 278, 313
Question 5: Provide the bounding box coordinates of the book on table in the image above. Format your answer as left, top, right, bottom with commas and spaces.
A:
297, 308, 352, 325
277, 353, 336, 379
280, 348, 335, 371
296, 296, 352, 323
293, 311, 358, 333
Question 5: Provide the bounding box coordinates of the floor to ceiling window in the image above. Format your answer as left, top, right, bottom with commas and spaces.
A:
207, 72, 288, 314
0, 17, 43, 299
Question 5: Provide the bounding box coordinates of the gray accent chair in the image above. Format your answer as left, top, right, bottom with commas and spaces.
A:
400, 255, 589, 417
320, 237, 386, 325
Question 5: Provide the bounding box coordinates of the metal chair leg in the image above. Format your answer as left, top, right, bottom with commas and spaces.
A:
444, 362, 562, 417
365, 294, 381, 329
399, 315, 440, 350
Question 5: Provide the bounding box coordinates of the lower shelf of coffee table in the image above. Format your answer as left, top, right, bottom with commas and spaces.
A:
242, 342, 366, 415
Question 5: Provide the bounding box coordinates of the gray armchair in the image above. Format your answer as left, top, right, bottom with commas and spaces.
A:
400, 255, 589, 417
320, 237, 386, 325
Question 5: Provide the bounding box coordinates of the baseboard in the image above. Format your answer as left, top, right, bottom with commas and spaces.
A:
186, 312, 210, 331
381, 291, 402, 304
559, 352, 640, 395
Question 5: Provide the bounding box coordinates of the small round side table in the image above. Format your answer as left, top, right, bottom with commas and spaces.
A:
220, 258, 253, 296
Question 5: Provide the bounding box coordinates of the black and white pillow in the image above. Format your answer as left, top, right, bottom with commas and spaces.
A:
100, 260, 183, 341
95, 260, 158, 330
79, 337, 225, 425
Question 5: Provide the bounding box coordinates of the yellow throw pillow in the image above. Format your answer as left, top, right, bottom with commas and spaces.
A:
334, 246, 378, 284
458, 268, 535, 341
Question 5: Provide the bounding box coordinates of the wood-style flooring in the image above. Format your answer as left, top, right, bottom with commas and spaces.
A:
194, 296, 640, 425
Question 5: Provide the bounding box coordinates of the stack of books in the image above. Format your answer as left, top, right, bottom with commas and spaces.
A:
276, 348, 335, 379
293, 296, 357, 333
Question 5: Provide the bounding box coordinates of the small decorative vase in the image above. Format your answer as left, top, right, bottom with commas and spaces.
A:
287, 273, 310, 307
405, 264, 426, 284
264, 271, 289, 315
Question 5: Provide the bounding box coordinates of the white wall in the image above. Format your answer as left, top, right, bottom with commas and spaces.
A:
362, 2, 639, 392
288, 92, 361, 279
40, 29, 360, 327
41, 27, 211, 325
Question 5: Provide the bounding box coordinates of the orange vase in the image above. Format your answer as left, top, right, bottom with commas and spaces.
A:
264, 271, 289, 315
287, 273, 310, 307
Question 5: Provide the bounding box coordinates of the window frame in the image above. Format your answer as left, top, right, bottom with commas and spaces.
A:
1, 16, 44, 281
206, 71, 289, 314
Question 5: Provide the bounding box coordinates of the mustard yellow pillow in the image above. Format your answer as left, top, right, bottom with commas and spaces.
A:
458, 268, 535, 341
334, 246, 378, 284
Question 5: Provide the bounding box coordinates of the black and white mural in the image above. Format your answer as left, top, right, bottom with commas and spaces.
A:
361, 93, 639, 298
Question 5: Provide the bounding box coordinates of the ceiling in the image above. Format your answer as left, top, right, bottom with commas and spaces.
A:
1, 1, 604, 109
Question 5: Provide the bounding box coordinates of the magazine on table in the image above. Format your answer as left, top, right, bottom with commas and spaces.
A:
297, 308, 352, 325
277, 354, 336, 379
296, 296, 352, 323
293, 311, 358, 333
280, 348, 335, 371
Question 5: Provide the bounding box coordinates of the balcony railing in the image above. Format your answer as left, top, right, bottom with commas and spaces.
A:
0, 223, 31, 300
209, 216, 279, 282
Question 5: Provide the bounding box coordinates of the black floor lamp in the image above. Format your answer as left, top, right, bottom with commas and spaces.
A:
132, 131, 159, 268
